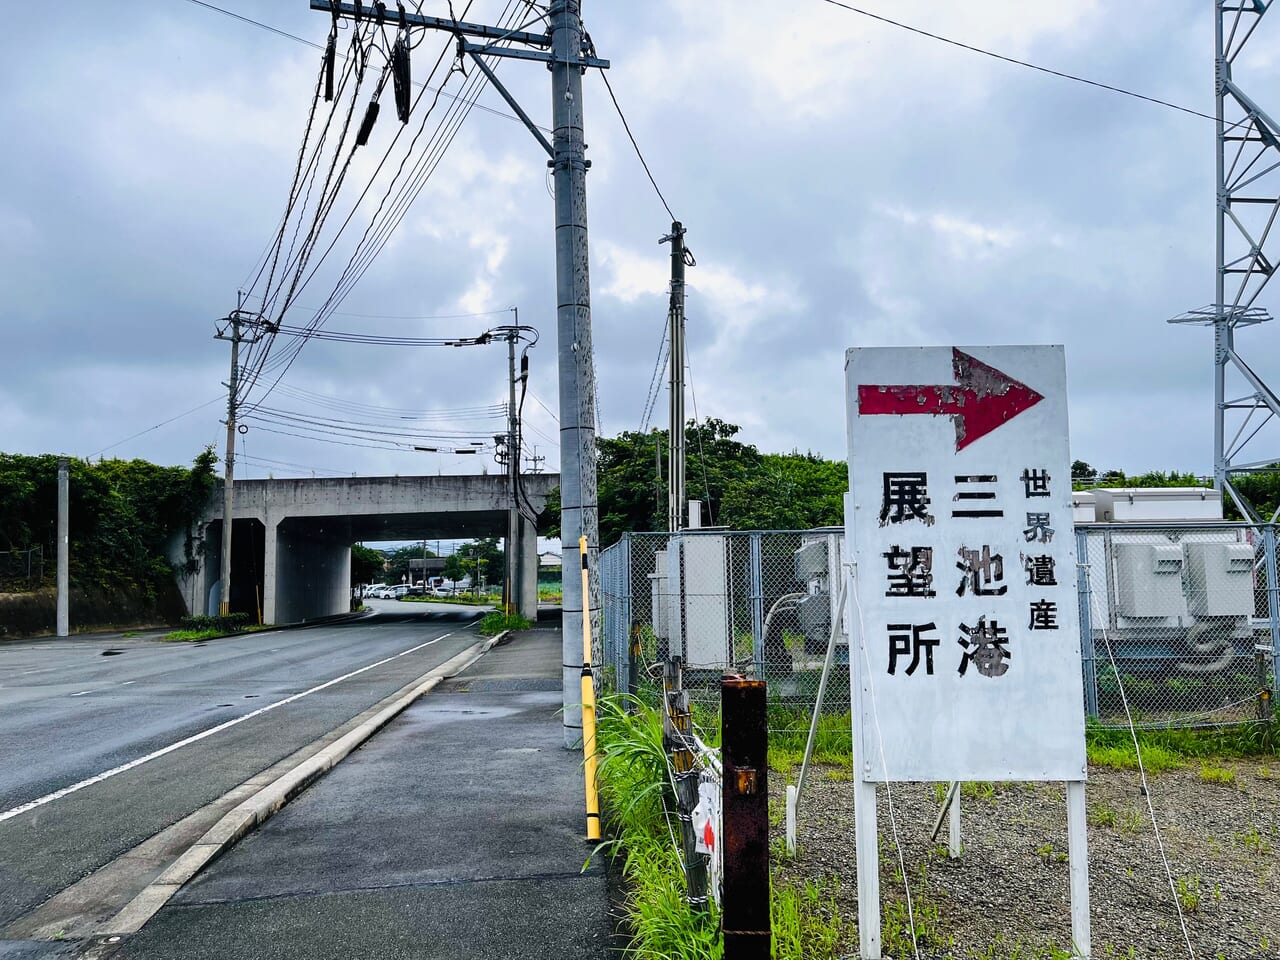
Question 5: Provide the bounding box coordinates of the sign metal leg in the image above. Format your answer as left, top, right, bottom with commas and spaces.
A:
854, 777, 882, 960
1066, 780, 1091, 958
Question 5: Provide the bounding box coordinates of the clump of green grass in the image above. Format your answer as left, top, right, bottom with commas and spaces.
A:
1088, 801, 1118, 828
773, 878, 846, 958
1199, 762, 1237, 785
161, 628, 226, 642
477, 610, 533, 636
1085, 739, 1185, 775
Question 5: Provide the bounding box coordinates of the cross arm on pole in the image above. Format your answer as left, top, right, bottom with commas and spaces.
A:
461, 40, 609, 69
308, 0, 550, 47
465, 50, 554, 158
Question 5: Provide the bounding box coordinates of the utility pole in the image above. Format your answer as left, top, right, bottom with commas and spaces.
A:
309, 0, 610, 747
506, 327, 519, 616
56, 458, 69, 637
214, 297, 261, 617
661, 222, 688, 532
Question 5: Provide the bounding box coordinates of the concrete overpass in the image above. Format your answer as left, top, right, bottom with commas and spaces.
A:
171, 474, 557, 624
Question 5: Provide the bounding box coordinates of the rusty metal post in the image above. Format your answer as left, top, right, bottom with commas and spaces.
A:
722, 675, 769, 959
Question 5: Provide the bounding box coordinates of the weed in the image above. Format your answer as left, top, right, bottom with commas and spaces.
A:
161, 628, 223, 642
1117, 806, 1146, 834
1199, 762, 1237, 785
1086, 740, 1184, 774
1088, 801, 1118, 828
1175, 875, 1203, 913
477, 610, 532, 636
961, 781, 996, 802
824, 767, 853, 782
1235, 827, 1273, 855
1035, 842, 1069, 865
772, 877, 847, 958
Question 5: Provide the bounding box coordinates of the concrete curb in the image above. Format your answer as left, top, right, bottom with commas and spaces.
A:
98, 629, 511, 936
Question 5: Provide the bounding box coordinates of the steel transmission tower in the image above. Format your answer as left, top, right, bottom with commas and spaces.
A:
310, 1, 608, 746
1170, 1, 1280, 522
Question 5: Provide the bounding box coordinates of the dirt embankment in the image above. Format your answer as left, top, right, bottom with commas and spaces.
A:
0, 583, 185, 639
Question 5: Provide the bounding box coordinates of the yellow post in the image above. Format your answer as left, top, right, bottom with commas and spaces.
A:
579, 535, 602, 841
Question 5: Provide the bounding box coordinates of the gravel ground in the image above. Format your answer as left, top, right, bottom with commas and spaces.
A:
776, 759, 1280, 959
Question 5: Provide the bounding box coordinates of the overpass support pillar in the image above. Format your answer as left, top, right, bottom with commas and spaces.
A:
518, 515, 539, 621
262, 517, 279, 625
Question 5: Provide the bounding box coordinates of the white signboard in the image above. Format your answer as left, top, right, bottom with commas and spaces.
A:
845, 345, 1086, 783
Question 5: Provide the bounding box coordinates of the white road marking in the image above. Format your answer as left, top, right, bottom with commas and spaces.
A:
120, 680, 136, 686
0, 632, 455, 824
71, 691, 92, 697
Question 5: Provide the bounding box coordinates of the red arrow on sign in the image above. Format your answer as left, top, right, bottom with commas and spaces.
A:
857, 348, 1044, 451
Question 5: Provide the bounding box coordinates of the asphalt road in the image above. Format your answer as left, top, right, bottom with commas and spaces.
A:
0, 601, 485, 929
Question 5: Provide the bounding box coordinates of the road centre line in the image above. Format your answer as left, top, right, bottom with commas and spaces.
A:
0, 632, 454, 824
70, 691, 92, 697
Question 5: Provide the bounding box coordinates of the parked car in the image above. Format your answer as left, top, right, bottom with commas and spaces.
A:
374, 586, 397, 599
393, 584, 410, 599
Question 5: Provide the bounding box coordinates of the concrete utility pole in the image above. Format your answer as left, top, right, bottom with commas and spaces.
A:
662, 222, 688, 532
214, 299, 261, 617
309, 0, 610, 747
506, 329, 519, 616
57, 458, 69, 637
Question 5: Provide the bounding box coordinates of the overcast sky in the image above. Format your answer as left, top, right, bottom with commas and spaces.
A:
5, 0, 1279, 504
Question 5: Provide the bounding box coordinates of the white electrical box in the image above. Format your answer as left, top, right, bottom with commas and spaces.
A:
794, 530, 847, 647
649, 549, 669, 640
1184, 541, 1255, 618
1093, 487, 1222, 522
1113, 543, 1186, 619
1071, 490, 1097, 522
667, 534, 732, 670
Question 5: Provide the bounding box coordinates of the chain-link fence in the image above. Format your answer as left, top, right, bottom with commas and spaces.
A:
600, 523, 1280, 732
600, 529, 849, 733
1078, 522, 1279, 728
0, 546, 45, 591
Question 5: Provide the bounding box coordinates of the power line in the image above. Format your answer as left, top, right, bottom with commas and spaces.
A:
88, 397, 224, 459
179, 0, 551, 132
243, 4, 517, 407
592, 57, 677, 221
528, 390, 560, 424
817, 0, 1213, 122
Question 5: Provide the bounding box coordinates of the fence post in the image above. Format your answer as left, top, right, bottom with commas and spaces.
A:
1266, 525, 1280, 690
1076, 527, 1098, 720
722, 675, 769, 960
749, 532, 764, 679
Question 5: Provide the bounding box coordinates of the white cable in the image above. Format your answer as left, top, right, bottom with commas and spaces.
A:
1084, 559, 1196, 960
849, 565, 921, 960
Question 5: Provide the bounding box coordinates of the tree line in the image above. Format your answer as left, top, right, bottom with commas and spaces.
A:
0, 449, 218, 601
542, 424, 1280, 545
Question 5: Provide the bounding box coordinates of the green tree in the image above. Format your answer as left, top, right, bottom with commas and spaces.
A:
1071, 460, 1096, 484
718, 451, 846, 530
351, 544, 385, 586
443, 553, 466, 582
0, 448, 216, 600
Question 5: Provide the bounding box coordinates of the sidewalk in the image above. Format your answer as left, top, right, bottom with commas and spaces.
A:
112, 611, 614, 960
